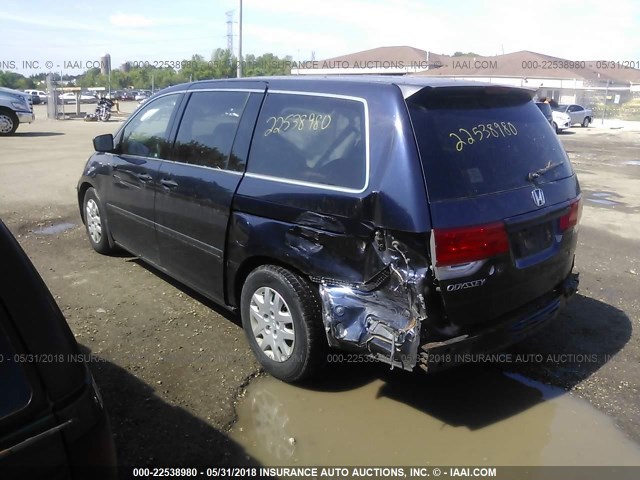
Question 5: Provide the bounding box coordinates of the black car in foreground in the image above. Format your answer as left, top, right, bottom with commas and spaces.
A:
78, 76, 581, 382
0, 221, 116, 479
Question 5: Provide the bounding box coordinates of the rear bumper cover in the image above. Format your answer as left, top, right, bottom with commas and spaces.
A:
418, 272, 579, 372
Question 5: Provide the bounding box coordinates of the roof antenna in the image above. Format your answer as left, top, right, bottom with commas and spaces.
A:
501, 44, 505, 55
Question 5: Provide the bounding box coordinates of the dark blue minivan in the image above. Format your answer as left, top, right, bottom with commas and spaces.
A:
78, 76, 581, 382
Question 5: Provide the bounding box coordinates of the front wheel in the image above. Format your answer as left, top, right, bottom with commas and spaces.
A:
83, 187, 115, 254
241, 265, 327, 382
552, 121, 559, 134
0, 109, 18, 135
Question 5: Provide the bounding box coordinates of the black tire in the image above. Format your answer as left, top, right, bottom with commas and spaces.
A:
0, 108, 19, 136
240, 265, 327, 382
582, 117, 591, 127
552, 121, 559, 134
82, 187, 114, 254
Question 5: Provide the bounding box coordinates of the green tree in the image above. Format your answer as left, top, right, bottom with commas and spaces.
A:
210, 48, 237, 78
0, 70, 34, 89
1, 49, 295, 91
244, 53, 292, 77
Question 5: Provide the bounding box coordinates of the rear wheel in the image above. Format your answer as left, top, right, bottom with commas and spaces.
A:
83, 187, 114, 254
582, 117, 591, 127
552, 121, 559, 134
0, 109, 18, 135
240, 265, 327, 382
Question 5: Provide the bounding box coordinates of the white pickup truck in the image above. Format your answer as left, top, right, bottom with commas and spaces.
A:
0, 87, 35, 135
554, 104, 593, 127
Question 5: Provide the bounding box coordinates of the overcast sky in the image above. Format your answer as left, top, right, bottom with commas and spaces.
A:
1, 0, 639, 74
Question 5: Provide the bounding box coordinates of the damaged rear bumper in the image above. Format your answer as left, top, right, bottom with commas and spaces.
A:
318, 233, 430, 371
319, 269, 579, 373
418, 272, 579, 373
319, 283, 422, 370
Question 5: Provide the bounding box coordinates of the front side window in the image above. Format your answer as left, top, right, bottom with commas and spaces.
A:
247, 93, 367, 191
120, 94, 180, 159
172, 91, 249, 169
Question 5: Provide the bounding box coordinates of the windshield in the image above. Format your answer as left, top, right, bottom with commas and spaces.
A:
407, 87, 573, 201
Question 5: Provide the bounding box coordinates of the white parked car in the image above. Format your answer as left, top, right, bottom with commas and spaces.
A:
134, 91, 150, 101
551, 109, 572, 134
24, 89, 48, 104
59, 92, 98, 104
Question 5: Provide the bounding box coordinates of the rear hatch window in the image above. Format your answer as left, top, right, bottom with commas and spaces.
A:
406, 87, 572, 201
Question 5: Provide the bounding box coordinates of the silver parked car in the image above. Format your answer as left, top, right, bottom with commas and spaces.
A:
554, 104, 593, 127
0, 87, 34, 135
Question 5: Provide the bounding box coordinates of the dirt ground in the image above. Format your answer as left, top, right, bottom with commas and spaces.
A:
1, 106, 639, 467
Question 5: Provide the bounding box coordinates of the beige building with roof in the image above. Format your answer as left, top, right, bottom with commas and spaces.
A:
293, 46, 448, 75
415, 50, 640, 106
296, 47, 640, 109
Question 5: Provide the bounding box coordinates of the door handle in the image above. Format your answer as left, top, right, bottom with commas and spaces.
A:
137, 173, 153, 182
160, 179, 178, 189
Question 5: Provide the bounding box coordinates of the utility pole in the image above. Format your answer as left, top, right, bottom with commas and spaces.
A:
226, 10, 234, 53
237, 0, 243, 78
602, 80, 610, 125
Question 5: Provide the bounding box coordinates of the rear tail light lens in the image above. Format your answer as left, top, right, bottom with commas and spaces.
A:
559, 197, 583, 231
434, 222, 509, 267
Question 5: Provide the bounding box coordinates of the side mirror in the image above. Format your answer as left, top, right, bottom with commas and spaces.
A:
93, 133, 114, 153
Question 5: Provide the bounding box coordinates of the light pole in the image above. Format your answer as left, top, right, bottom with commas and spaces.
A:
237, 0, 243, 78
601, 80, 610, 125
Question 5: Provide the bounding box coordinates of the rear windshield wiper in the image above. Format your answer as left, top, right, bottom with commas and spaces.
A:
527, 161, 564, 182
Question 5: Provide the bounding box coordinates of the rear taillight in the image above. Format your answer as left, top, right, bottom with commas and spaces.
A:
559, 197, 583, 231
434, 222, 509, 267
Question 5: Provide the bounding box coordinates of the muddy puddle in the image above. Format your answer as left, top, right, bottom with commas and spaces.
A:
586, 191, 623, 207
32, 221, 77, 235
231, 366, 640, 466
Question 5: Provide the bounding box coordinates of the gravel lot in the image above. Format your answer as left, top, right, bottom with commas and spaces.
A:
1, 107, 639, 467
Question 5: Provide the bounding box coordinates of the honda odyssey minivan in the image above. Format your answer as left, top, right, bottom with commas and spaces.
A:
77, 76, 581, 382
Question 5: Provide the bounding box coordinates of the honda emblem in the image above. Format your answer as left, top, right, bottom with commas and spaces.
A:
531, 188, 545, 207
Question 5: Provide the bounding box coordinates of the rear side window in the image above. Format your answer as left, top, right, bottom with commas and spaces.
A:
407, 88, 573, 201
247, 92, 367, 191
172, 91, 249, 169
